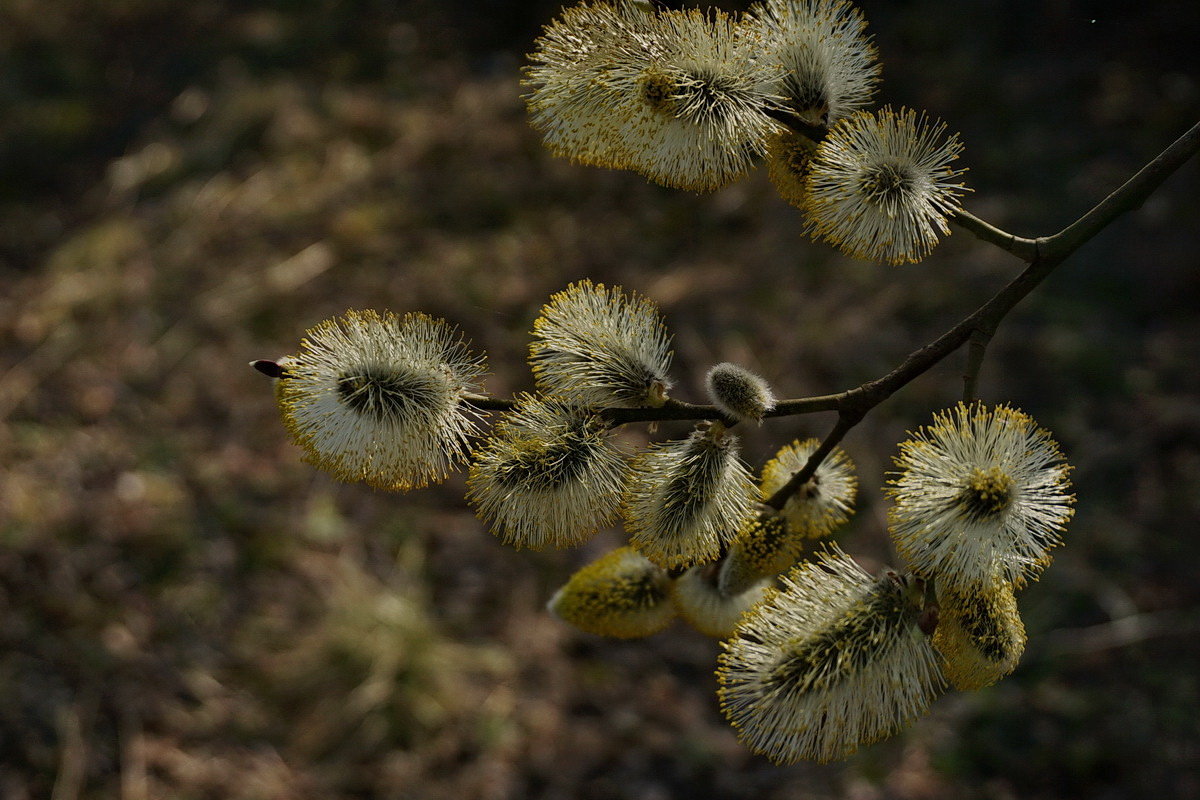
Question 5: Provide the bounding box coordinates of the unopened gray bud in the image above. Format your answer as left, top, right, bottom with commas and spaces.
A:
705, 362, 776, 423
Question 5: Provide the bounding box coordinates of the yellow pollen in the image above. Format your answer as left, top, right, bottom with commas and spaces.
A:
961, 466, 1014, 517
780, 133, 817, 176
641, 71, 679, 115
859, 160, 913, 203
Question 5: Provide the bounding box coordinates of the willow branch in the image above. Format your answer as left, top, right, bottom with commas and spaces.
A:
773, 107, 1200, 268
764, 412, 858, 510
470, 111, 1199, 430
604, 394, 842, 424
954, 120, 1200, 260
949, 210, 1041, 261
759, 260, 1044, 509
1043, 119, 1200, 260
761, 118, 1200, 509
263, 122, 1200, 501
462, 392, 842, 421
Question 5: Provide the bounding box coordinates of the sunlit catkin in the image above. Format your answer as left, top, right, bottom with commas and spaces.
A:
276, 310, 486, 491
548, 546, 676, 638
932, 580, 1026, 691
623, 423, 760, 569
467, 395, 628, 550
718, 547, 943, 763
760, 438, 857, 538
804, 106, 968, 264
523, 2, 658, 172
529, 280, 673, 409
887, 403, 1075, 591
751, 0, 881, 127
607, 7, 786, 192
718, 514, 806, 596
524, 3, 786, 192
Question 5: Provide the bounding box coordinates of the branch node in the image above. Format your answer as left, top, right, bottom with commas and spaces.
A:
1033, 236, 1049, 262
962, 325, 996, 403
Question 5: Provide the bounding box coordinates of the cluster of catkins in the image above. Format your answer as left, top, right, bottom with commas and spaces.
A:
255, 0, 1076, 767
524, 0, 970, 264
258, 279, 1074, 763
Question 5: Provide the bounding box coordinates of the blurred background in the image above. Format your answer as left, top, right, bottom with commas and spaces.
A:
2, 1, 1198, 797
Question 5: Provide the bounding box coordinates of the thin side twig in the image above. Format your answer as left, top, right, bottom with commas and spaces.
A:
961, 323, 996, 403
762, 119, 1200, 508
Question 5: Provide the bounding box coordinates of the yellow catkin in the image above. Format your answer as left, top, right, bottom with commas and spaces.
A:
277, 310, 485, 491
932, 580, 1026, 690
719, 515, 805, 596
751, 0, 881, 126
524, 4, 785, 192
760, 439, 857, 539
717, 547, 944, 763
528, 280, 673, 409
802, 107, 968, 265
887, 402, 1075, 592
766, 131, 819, 209
466, 394, 628, 550
548, 547, 676, 639
623, 424, 759, 569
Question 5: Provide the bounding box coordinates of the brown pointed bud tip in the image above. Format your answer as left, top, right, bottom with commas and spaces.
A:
918, 604, 940, 636
251, 359, 286, 378
886, 570, 914, 589
797, 102, 831, 129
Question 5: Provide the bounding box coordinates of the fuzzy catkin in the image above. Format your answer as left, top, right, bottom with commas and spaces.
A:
705, 362, 777, 423
718, 547, 944, 763
623, 424, 759, 569
751, 0, 881, 127
673, 565, 770, 639
529, 280, 673, 409
804, 106, 968, 264
467, 395, 628, 550
277, 310, 486, 491
760, 438, 857, 538
887, 402, 1075, 591
548, 547, 676, 638
932, 580, 1026, 690
524, 4, 787, 192
719, 515, 804, 596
